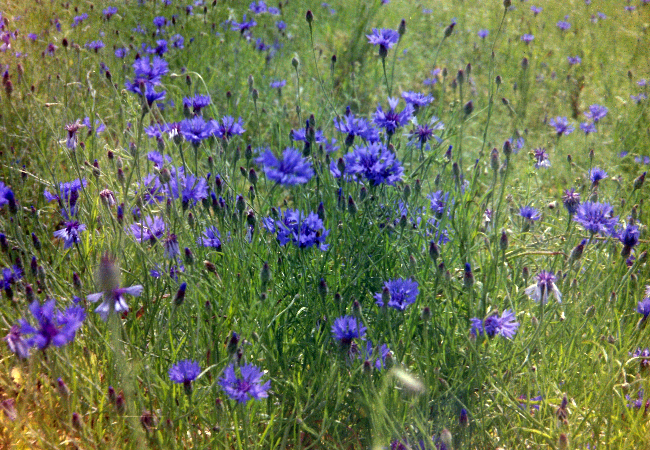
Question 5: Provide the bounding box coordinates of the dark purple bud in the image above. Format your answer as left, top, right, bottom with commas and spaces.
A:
317, 201, 325, 221
248, 168, 258, 185
227, 331, 240, 356
459, 408, 469, 427
500, 229, 508, 251
305, 9, 313, 24
72, 412, 83, 430
0, 234, 7, 252
464, 263, 474, 288
398, 19, 406, 37
347, 195, 357, 215
57, 378, 70, 397
31, 233, 41, 250
25, 284, 34, 302
174, 282, 187, 306
30, 256, 38, 277
108, 386, 116, 404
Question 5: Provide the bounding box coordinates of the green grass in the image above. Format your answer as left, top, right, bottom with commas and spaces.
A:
1, 0, 649, 448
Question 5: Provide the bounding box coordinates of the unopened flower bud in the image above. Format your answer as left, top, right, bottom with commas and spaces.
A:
174, 282, 187, 306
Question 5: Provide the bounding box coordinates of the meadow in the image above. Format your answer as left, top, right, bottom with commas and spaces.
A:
0, 0, 649, 448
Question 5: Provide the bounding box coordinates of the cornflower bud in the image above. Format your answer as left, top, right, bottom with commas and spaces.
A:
305, 10, 313, 25
500, 229, 509, 251
429, 240, 439, 261
174, 282, 187, 306
398, 19, 406, 37
464, 263, 474, 288
318, 278, 328, 299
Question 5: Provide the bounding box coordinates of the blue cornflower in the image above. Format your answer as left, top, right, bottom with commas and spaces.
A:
573, 201, 618, 235
331, 316, 366, 345
584, 104, 608, 123
589, 167, 608, 184
249, 1, 268, 14
478, 29, 489, 39
231, 14, 257, 34
103, 6, 118, 20
153, 16, 167, 28
4, 325, 30, 359
72, 13, 89, 27
211, 116, 245, 140
471, 309, 519, 339
165, 169, 208, 208
64, 120, 84, 150
84, 40, 105, 52
115, 47, 128, 58
255, 147, 314, 186
373, 97, 413, 137
562, 188, 581, 215
374, 278, 419, 311
568, 56, 581, 65
366, 28, 399, 57
171, 34, 184, 49
87, 284, 144, 321
163, 233, 180, 259
18, 299, 85, 351
631, 348, 650, 369
333, 112, 372, 146
580, 122, 597, 135
179, 116, 212, 145
197, 226, 222, 250
556, 20, 571, 30
125, 56, 168, 90
525, 271, 562, 304
408, 117, 444, 146
183, 94, 211, 114
136, 174, 165, 204
521, 34, 535, 43
401, 91, 434, 111
3, 266, 23, 290
81, 117, 105, 135
54, 221, 86, 249
531, 5, 542, 15
0, 182, 14, 209
360, 341, 392, 370
169, 359, 201, 393
549, 116, 574, 136
428, 191, 451, 217
262, 209, 329, 251
142, 84, 167, 108
270, 79, 286, 89
519, 206, 541, 224
343, 142, 404, 186
533, 148, 550, 168
276, 20, 286, 31
617, 224, 639, 252
129, 216, 166, 243
637, 287, 650, 319
146, 151, 172, 169
219, 363, 270, 404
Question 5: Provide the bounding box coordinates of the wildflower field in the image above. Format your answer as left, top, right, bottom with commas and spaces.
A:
1, 0, 650, 448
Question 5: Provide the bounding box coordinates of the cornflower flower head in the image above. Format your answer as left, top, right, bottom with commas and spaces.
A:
81, 117, 106, 135
126, 56, 168, 89
531, 5, 542, 15
219, 363, 270, 404
153, 16, 167, 28
549, 116, 575, 136
4, 325, 30, 359
374, 278, 419, 311
589, 167, 608, 185
525, 271, 562, 304
373, 97, 414, 137
249, 1, 268, 14
360, 341, 392, 370
616, 224, 640, 256
471, 309, 519, 339
211, 116, 245, 140
54, 221, 86, 249
165, 170, 208, 208
631, 348, 650, 369
255, 147, 314, 186
401, 91, 434, 112
533, 148, 550, 168
163, 233, 180, 259
64, 120, 84, 150
136, 174, 165, 205
637, 288, 650, 319
231, 14, 257, 34
343, 142, 404, 186
573, 201, 618, 235
84, 40, 105, 52
366, 28, 399, 58
197, 226, 222, 250
182, 94, 211, 114
331, 315, 366, 346
179, 116, 212, 146
169, 359, 201, 394
262, 209, 329, 250
0, 182, 15, 210
580, 122, 597, 135
568, 55, 581, 65
129, 216, 166, 243
270, 79, 286, 89
17, 299, 85, 351
521, 34, 535, 43
333, 112, 371, 146
478, 29, 489, 39
103, 6, 118, 20
407, 116, 444, 146
2, 266, 23, 289
519, 205, 541, 224
87, 284, 144, 321
562, 188, 581, 215
584, 104, 608, 123
556, 20, 571, 31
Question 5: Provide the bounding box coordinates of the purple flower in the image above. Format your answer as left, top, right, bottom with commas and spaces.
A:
179, 116, 212, 145
169, 359, 201, 385
231, 14, 257, 34
72, 13, 89, 27
183, 94, 211, 114
64, 120, 84, 150
374, 278, 419, 311
262, 209, 329, 251
171, 34, 184, 49
573, 201, 618, 235
333, 111, 373, 146
408, 116, 444, 146
525, 271, 562, 304
373, 97, 413, 137
211, 116, 245, 140
125, 56, 168, 89
344, 142, 404, 186
249, 1, 268, 14
270, 79, 286, 89
255, 147, 314, 186
84, 40, 105, 52
533, 148, 550, 168
589, 167, 608, 184
549, 116, 575, 136
471, 309, 519, 339
519, 206, 541, 223
478, 29, 489, 39
197, 226, 222, 250
219, 363, 270, 404
366, 28, 399, 57
115, 47, 128, 58
521, 34, 535, 43
567, 56, 581, 65
163, 233, 180, 259
54, 221, 86, 249
331, 316, 366, 345
562, 188, 581, 215
129, 216, 166, 243
580, 122, 597, 135
87, 284, 144, 321
4, 325, 30, 358
638, 290, 650, 319
0, 182, 14, 209
153, 16, 167, 28
616, 224, 639, 249
166, 170, 208, 208
584, 104, 608, 123
360, 341, 392, 370
631, 348, 650, 369
556, 20, 571, 31
103, 6, 118, 20
17, 299, 85, 351
531, 6, 542, 15
401, 91, 434, 110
